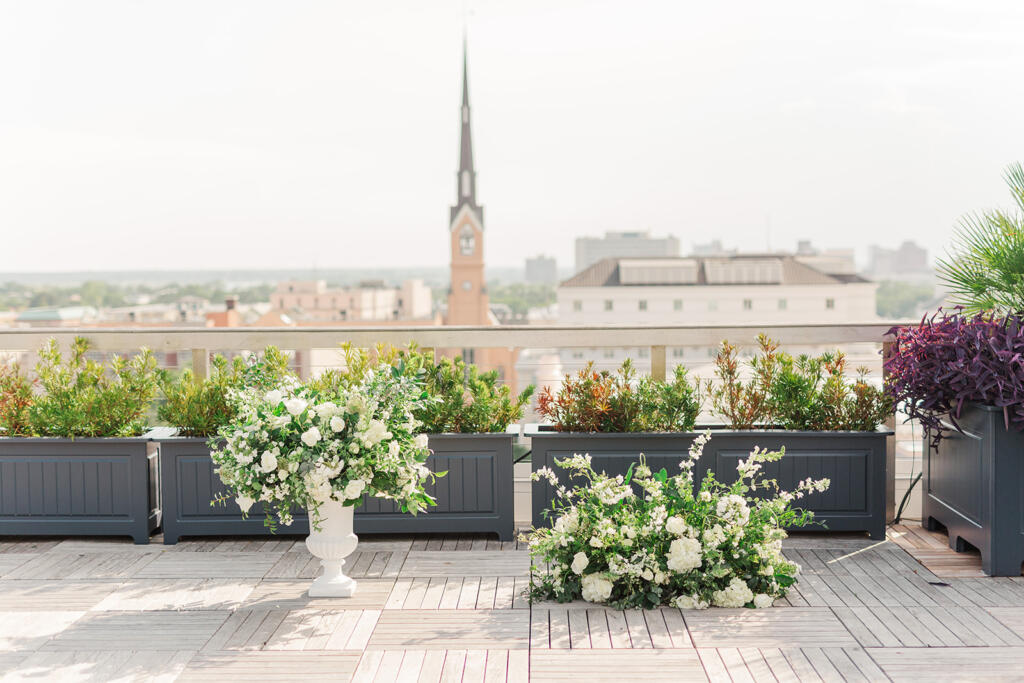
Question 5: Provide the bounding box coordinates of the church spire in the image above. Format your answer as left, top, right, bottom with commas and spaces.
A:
452, 34, 481, 224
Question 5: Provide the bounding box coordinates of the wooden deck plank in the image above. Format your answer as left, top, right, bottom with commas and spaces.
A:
685, 608, 857, 648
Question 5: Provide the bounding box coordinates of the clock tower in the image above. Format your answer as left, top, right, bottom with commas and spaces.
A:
446, 39, 489, 326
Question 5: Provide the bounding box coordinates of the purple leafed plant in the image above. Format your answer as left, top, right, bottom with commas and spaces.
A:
884, 311, 1024, 444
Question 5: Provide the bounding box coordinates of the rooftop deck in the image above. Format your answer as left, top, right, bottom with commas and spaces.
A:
1, 531, 1022, 682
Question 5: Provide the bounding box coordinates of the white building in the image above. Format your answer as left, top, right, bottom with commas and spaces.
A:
270, 279, 432, 322
557, 255, 879, 376
574, 231, 679, 273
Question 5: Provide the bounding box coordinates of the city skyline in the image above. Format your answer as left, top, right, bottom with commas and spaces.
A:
2, 1, 1023, 272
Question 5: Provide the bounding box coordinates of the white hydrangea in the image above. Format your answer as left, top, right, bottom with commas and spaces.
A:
665, 516, 689, 536
716, 494, 750, 527
580, 574, 614, 603
666, 536, 702, 573
673, 594, 709, 610
711, 577, 754, 608
702, 524, 727, 548
570, 551, 589, 575
753, 593, 774, 609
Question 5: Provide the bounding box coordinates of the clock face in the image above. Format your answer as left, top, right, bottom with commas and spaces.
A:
459, 227, 475, 255
461, 280, 472, 291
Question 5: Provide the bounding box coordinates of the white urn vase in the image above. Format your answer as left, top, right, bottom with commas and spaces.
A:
305, 498, 359, 597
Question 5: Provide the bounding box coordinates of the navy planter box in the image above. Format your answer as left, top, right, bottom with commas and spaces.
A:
923, 403, 1024, 576
157, 433, 515, 544
531, 429, 889, 540
0, 438, 159, 544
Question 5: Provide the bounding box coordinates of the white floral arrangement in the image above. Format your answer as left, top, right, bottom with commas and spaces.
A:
526, 433, 829, 609
213, 368, 437, 529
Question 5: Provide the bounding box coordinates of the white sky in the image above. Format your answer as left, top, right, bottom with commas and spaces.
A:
1, 0, 1023, 273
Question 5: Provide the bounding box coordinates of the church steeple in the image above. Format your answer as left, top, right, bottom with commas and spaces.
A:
452, 35, 482, 224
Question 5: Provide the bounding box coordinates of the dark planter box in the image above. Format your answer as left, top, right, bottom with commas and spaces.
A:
923, 403, 1024, 576
157, 433, 515, 544
531, 429, 889, 540
0, 437, 159, 544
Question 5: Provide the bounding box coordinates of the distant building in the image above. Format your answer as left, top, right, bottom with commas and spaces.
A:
15, 306, 99, 327
574, 231, 679, 273
691, 240, 736, 257
793, 240, 857, 276
270, 279, 432, 322
867, 241, 931, 280
557, 254, 878, 375
525, 255, 558, 286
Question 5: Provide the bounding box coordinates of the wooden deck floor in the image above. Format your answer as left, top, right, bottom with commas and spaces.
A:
1, 528, 1023, 682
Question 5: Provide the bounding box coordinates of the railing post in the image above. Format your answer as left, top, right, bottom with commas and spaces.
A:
882, 339, 896, 524
650, 345, 666, 381
191, 348, 209, 380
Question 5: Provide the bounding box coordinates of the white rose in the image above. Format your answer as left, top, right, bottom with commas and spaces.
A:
753, 593, 774, 609
235, 496, 254, 513
284, 397, 308, 416
330, 416, 346, 433
259, 451, 278, 473
343, 479, 366, 499
414, 433, 430, 450
570, 551, 589, 575
314, 402, 339, 418
301, 427, 322, 447
264, 389, 284, 405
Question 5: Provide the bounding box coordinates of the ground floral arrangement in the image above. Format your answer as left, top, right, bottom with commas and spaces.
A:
214, 366, 437, 529
525, 433, 829, 609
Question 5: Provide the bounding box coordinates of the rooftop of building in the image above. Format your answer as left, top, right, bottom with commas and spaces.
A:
561, 255, 871, 288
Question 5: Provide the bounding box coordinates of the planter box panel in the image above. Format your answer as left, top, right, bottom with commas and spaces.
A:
530, 434, 697, 527
711, 449, 869, 513
0, 439, 157, 544
160, 439, 309, 543
158, 433, 515, 543
924, 403, 1024, 576
926, 424, 984, 526
531, 431, 887, 539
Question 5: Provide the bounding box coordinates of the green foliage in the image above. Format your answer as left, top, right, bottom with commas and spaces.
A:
705, 336, 782, 430
27, 337, 159, 437
875, 280, 935, 318
158, 347, 293, 437
487, 282, 556, 319
311, 344, 534, 433
770, 352, 891, 432
0, 362, 34, 436
537, 360, 701, 433
707, 336, 890, 431
936, 162, 1024, 315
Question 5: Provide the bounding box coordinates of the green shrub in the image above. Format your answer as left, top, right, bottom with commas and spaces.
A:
311, 344, 534, 433
27, 337, 159, 437
704, 336, 783, 430
707, 336, 890, 431
158, 347, 293, 437
537, 360, 701, 432
0, 362, 34, 436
